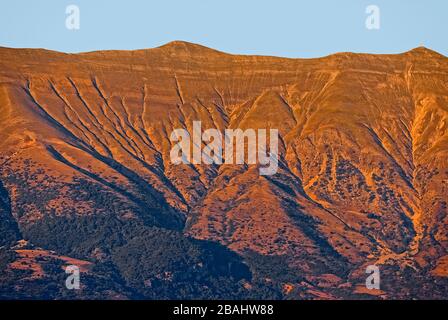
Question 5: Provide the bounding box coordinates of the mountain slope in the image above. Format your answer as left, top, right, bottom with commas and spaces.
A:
0, 42, 447, 299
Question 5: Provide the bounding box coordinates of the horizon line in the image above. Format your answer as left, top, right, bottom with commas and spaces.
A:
0, 40, 446, 60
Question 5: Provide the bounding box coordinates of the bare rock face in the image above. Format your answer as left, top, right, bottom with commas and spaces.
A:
0, 42, 447, 299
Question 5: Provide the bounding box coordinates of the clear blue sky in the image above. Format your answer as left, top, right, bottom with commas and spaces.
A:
0, 0, 446, 58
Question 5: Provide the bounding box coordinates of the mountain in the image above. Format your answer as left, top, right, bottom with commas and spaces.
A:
0, 41, 447, 299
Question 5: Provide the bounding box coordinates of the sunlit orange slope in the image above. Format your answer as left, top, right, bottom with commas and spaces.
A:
0, 42, 447, 298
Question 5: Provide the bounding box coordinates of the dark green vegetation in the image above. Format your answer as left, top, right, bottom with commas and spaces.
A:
0, 181, 20, 247
19, 214, 254, 299
0, 172, 285, 299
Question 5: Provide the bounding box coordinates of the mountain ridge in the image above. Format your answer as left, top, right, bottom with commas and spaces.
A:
1, 40, 446, 59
